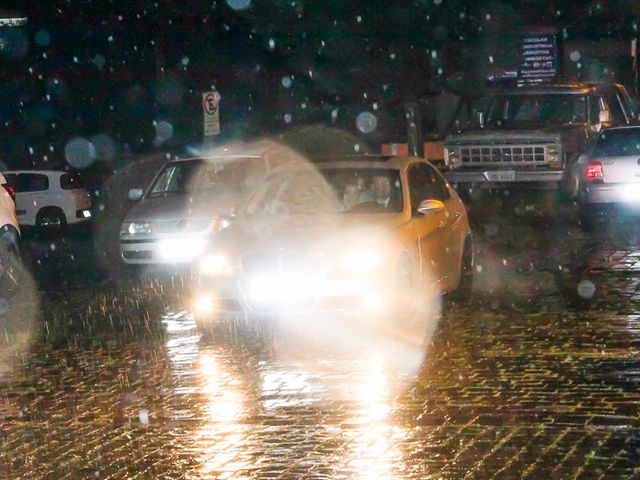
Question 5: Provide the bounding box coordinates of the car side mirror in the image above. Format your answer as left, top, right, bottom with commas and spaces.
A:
598, 110, 612, 126
416, 199, 445, 216
128, 187, 144, 201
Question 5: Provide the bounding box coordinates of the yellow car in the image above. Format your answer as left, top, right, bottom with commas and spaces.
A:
193, 156, 473, 320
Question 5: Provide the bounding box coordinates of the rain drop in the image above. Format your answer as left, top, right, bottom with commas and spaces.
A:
570, 51, 581, 62
356, 111, 377, 134
226, 0, 251, 11
64, 137, 96, 169
577, 280, 596, 299
284, 113, 292, 124
35, 30, 51, 47
281, 76, 292, 88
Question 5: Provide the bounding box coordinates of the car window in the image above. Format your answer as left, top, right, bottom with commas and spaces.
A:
616, 86, 636, 122
487, 94, 587, 126
60, 172, 86, 190
408, 163, 449, 212
247, 167, 403, 215
606, 94, 626, 124
11, 173, 49, 193
592, 128, 640, 156
149, 158, 265, 197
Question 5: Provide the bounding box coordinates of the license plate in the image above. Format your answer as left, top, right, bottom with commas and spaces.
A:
484, 170, 516, 182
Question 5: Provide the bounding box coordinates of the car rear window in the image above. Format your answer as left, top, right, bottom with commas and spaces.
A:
593, 129, 640, 156
7, 173, 49, 192
60, 172, 86, 190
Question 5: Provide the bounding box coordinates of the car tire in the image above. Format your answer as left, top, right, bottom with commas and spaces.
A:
36, 207, 67, 233
448, 235, 473, 305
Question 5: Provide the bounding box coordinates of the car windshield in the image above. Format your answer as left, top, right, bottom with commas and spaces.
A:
148, 157, 265, 197
592, 129, 640, 156
246, 167, 403, 215
486, 93, 588, 127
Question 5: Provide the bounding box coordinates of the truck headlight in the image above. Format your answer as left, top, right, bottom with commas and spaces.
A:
199, 254, 233, 276
546, 145, 561, 167
121, 221, 152, 236
445, 147, 458, 167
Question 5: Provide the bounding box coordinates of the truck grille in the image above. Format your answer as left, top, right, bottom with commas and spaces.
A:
459, 145, 546, 165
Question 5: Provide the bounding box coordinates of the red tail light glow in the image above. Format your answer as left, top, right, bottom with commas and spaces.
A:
585, 161, 603, 181
2, 183, 16, 201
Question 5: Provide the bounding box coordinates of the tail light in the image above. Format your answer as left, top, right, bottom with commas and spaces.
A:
585, 161, 603, 181
2, 183, 16, 201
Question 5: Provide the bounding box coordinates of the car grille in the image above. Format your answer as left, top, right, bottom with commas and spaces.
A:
241, 254, 325, 276
154, 219, 211, 233
458, 145, 547, 165
123, 250, 152, 260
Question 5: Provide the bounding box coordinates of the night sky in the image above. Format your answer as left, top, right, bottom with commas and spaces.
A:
0, 1, 638, 170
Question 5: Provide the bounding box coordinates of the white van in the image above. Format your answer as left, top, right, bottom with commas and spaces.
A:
3, 170, 92, 229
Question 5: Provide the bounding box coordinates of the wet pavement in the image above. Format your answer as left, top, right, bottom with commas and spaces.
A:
2, 197, 640, 479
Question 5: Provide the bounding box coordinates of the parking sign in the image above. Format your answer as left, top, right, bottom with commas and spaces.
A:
202, 91, 220, 136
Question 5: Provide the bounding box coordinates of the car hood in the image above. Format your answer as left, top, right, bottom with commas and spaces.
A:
210, 213, 407, 258
124, 192, 243, 223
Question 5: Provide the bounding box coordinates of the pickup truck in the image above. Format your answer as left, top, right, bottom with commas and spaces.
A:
443, 83, 637, 198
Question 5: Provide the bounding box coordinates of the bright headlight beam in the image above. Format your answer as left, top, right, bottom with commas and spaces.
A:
199, 254, 233, 275
338, 249, 386, 274
158, 238, 207, 261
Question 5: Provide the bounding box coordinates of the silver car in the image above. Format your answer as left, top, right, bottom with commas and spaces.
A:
571, 126, 640, 213
120, 148, 297, 265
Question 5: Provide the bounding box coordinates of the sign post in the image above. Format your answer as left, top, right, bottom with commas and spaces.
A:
202, 91, 220, 138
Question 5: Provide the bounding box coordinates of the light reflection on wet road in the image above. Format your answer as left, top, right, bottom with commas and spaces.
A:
2, 205, 640, 478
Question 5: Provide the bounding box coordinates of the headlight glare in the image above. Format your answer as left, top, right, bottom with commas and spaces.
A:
337, 249, 386, 274
199, 254, 233, 275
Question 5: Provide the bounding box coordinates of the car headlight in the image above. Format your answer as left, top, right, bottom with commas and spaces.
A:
199, 254, 233, 275
336, 249, 386, 274
445, 147, 458, 167
546, 145, 561, 166
121, 221, 152, 235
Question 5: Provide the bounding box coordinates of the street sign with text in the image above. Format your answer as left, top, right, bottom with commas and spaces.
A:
202, 91, 220, 136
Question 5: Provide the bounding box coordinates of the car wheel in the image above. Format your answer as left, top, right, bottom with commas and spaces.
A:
448, 235, 473, 305
36, 208, 67, 232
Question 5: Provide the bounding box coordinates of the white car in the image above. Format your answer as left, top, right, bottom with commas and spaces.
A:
120, 143, 301, 265
570, 126, 640, 226
3, 170, 92, 229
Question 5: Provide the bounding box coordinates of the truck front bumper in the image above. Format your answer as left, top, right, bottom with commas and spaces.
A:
445, 169, 564, 184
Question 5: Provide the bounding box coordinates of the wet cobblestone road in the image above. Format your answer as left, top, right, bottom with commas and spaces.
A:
2, 204, 640, 479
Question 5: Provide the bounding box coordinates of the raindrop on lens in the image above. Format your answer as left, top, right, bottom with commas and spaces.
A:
577, 279, 596, 299
570, 51, 581, 62
226, 0, 251, 11
64, 137, 96, 169
281, 76, 292, 88
154, 121, 174, 144
356, 111, 377, 134
35, 30, 51, 47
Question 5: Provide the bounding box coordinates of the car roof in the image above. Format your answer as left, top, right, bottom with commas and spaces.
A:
600, 125, 640, 133
269, 155, 429, 174
170, 155, 265, 163
3, 170, 68, 175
